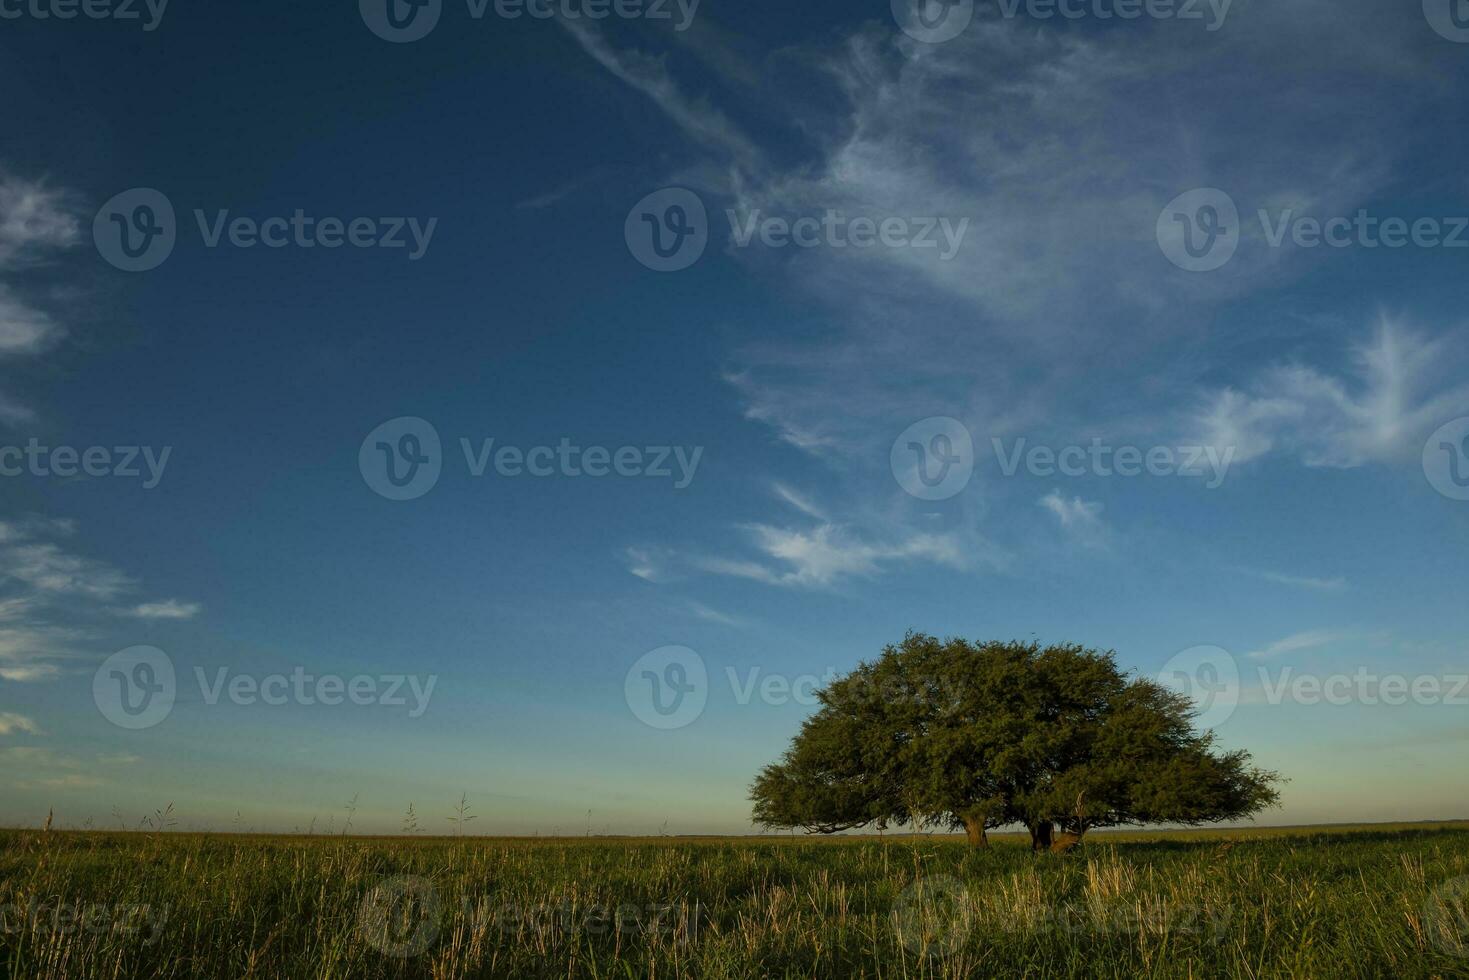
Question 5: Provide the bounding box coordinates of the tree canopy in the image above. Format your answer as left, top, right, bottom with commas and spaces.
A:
750, 634, 1281, 848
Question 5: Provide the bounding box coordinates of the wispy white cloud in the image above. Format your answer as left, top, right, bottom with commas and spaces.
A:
0, 663, 60, 682
686, 600, 746, 628
577, 4, 1459, 588
725, 371, 845, 455
558, 20, 764, 171
0, 391, 35, 426
514, 170, 606, 210
0, 174, 79, 269
699, 522, 963, 589
1245, 568, 1349, 592
1193, 320, 1468, 470
0, 625, 84, 674
0, 748, 107, 790
124, 599, 202, 620
1039, 490, 1103, 530
0, 596, 38, 621
3, 543, 135, 599
38, 774, 104, 789
0, 285, 62, 357
0, 749, 140, 805
770, 482, 827, 521
0, 746, 63, 763
571, 6, 1455, 487
625, 546, 673, 583
1247, 629, 1341, 660
0, 517, 76, 543
0, 711, 41, 735
0, 171, 80, 419
1038, 490, 1109, 549
0, 519, 198, 682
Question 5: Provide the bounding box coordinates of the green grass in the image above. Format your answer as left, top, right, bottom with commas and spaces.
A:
2, 823, 1468, 978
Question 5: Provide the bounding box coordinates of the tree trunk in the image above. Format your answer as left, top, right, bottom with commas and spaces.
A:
962, 814, 988, 848
1028, 821, 1054, 852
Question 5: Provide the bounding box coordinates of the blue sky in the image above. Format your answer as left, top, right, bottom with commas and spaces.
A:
1, 0, 1467, 834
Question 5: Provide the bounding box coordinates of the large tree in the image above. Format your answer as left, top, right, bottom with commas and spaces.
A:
750, 634, 1280, 848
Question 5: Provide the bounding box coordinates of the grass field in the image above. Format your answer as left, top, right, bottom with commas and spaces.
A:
2, 823, 1468, 978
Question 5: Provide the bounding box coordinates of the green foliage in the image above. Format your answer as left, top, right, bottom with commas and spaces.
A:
751, 634, 1281, 839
